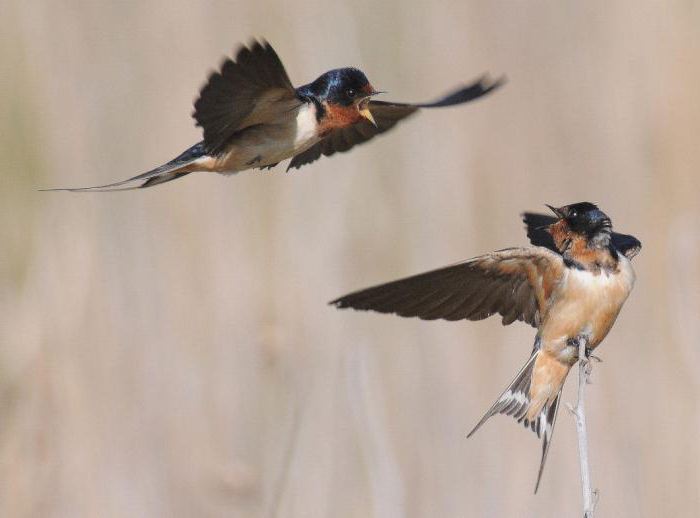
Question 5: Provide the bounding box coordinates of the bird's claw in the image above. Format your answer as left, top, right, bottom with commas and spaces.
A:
584, 348, 602, 363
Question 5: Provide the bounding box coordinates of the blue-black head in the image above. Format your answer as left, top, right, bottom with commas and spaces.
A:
298, 67, 380, 106
547, 202, 613, 237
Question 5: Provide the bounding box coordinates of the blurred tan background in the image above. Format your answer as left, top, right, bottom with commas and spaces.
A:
1, 1, 699, 517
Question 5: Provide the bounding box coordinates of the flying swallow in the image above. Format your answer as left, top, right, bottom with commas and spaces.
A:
331, 202, 641, 491
45, 40, 503, 191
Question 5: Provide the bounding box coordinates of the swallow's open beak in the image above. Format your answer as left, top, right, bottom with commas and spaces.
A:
359, 104, 377, 127
546, 204, 565, 219
358, 87, 383, 127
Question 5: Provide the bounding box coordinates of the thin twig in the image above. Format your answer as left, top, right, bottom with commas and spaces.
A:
567, 339, 598, 517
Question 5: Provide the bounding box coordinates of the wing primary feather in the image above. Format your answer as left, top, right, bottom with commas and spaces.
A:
338, 282, 425, 314
391, 288, 446, 316
332, 248, 561, 329
454, 278, 497, 321
412, 75, 506, 108
418, 292, 467, 321
286, 75, 504, 171
469, 279, 512, 321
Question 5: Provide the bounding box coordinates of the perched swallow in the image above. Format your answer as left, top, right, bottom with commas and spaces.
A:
331, 202, 641, 491
45, 40, 503, 192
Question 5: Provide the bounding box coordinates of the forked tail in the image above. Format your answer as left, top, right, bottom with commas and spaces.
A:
467, 349, 564, 493
40, 142, 207, 192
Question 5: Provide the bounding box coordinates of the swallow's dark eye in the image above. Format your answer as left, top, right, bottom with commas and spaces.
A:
569, 210, 577, 218
346, 88, 356, 99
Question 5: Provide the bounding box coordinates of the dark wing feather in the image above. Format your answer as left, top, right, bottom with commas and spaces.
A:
287, 102, 416, 170
522, 212, 642, 259
287, 75, 504, 170
610, 232, 642, 259
331, 247, 563, 328
193, 40, 296, 155
521, 213, 559, 253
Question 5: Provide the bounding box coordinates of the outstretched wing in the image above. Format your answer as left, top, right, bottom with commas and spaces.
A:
193, 40, 298, 156
287, 75, 505, 170
331, 247, 563, 328
522, 212, 642, 259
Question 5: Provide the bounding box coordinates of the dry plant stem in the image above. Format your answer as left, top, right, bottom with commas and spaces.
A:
570, 339, 597, 518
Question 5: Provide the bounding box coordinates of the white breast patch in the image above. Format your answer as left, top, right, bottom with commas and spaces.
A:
294, 103, 320, 151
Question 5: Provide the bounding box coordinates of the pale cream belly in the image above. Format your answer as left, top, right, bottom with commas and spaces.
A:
539, 259, 635, 361
206, 125, 318, 172
215, 137, 318, 172
209, 102, 321, 173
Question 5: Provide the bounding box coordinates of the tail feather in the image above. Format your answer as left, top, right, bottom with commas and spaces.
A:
40, 142, 205, 192
534, 390, 562, 493
467, 349, 564, 493
140, 172, 192, 189
467, 351, 537, 439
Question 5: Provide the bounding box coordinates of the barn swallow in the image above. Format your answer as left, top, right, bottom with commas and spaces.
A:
44, 40, 503, 192
331, 202, 641, 491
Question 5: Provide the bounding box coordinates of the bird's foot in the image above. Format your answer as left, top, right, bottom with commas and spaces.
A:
585, 349, 602, 363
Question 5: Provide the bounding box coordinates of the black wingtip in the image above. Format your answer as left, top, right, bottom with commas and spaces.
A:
470, 73, 507, 94
476, 73, 508, 93
329, 292, 376, 311
486, 74, 508, 91
416, 73, 507, 109
329, 297, 348, 308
